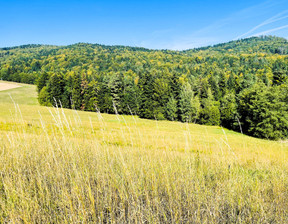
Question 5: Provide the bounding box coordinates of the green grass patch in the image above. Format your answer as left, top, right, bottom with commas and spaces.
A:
0, 80, 38, 105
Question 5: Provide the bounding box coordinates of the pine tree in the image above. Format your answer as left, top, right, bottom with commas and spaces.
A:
83, 80, 99, 112
179, 82, 193, 122
98, 76, 113, 113
121, 75, 139, 114
199, 88, 220, 125
71, 73, 82, 110
166, 96, 178, 121
38, 86, 52, 106
46, 72, 66, 106
36, 72, 49, 93
109, 73, 124, 113
138, 72, 155, 119
190, 95, 201, 123
220, 93, 237, 129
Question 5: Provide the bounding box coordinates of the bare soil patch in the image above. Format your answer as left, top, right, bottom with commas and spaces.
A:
0, 83, 21, 91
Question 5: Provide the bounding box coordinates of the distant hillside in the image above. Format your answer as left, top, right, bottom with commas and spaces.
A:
1, 36, 288, 140
0, 44, 57, 51
185, 36, 288, 55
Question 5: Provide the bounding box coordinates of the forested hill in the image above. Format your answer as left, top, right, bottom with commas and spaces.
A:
185, 36, 288, 55
1, 35, 288, 140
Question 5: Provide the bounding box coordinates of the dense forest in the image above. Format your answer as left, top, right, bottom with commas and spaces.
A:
1, 36, 288, 140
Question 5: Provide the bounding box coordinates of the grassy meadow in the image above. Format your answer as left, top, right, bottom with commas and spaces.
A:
0, 80, 288, 223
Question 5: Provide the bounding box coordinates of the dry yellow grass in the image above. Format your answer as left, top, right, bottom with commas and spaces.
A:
0, 82, 20, 91
0, 82, 288, 223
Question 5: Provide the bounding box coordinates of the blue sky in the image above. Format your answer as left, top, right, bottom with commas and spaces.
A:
1, 0, 288, 50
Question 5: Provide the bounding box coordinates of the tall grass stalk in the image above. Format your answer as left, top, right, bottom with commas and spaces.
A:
0, 101, 288, 223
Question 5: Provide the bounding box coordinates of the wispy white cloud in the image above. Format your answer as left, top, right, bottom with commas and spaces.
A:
169, 37, 218, 51
139, 0, 288, 50
137, 29, 175, 49
167, 1, 278, 50
235, 10, 288, 39
251, 24, 288, 37
195, 0, 276, 36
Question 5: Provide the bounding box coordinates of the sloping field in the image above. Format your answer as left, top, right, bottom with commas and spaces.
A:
0, 81, 38, 105
0, 82, 20, 91
0, 82, 288, 223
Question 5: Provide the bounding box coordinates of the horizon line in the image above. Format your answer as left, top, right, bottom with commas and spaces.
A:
0, 35, 286, 52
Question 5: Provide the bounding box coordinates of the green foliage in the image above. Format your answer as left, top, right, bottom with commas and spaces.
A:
83, 80, 99, 112
38, 86, 52, 106
185, 35, 288, 54
2, 36, 288, 139
98, 76, 113, 113
36, 72, 49, 93
179, 83, 194, 122
121, 73, 139, 114
71, 73, 82, 110
109, 73, 124, 113
138, 72, 155, 119
199, 89, 220, 125
220, 93, 238, 129
272, 59, 288, 85
238, 83, 288, 140
46, 73, 66, 106
166, 96, 178, 121
191, 95, 201, 123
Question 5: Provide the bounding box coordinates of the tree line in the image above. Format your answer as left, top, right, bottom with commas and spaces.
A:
1, 36, 288, 140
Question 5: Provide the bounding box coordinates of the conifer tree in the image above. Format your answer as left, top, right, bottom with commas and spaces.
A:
46, 72, 65, 106
166, 96, 178, 121
71, 73, 82, 110
36, 72, 49, 93
179, 82, 193, 122
220, 93, 237, 129
199, 88, 220, 125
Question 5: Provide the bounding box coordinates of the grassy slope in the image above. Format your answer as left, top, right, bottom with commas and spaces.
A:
0, 81, 38, 105
0, 81, 288, 223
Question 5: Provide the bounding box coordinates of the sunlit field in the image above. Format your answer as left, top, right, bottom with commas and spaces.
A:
0, 81, 288, 223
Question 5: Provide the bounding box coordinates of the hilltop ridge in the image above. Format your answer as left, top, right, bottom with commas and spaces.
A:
185, 36, 288, 55
1, 35, 288, 54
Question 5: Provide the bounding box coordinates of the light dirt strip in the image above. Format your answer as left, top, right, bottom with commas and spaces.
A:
0, 83, 21, 91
